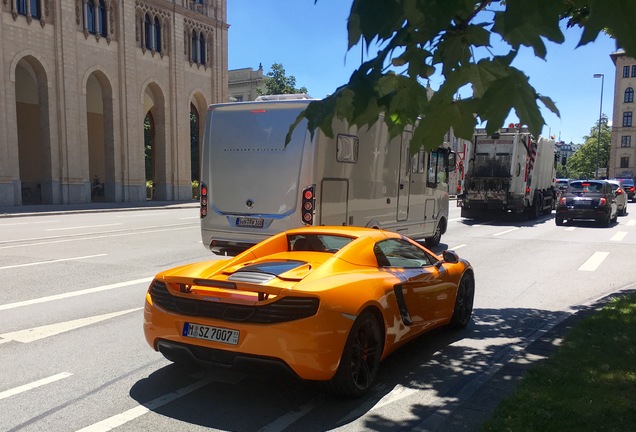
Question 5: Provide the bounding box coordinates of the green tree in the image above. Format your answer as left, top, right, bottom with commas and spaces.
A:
566, 115, 610, 179
259, 63, 308, 95
294, 0, 636, 152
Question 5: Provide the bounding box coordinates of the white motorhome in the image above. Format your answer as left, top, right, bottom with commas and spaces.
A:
199, 97, 456, 255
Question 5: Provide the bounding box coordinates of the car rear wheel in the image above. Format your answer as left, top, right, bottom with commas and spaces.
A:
425, 223, 442, 247
328, 311, 383, 397
450, 272, 475, 329
555, 216, 564, 226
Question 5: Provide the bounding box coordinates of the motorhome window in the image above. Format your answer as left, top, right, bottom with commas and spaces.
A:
211, 107, 306, 151
336, 135, 359, 163
411, 149, 426, 174
428, 150, 447, 184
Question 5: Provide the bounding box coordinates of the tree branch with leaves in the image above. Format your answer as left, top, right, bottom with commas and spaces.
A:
291, 0, 636, 152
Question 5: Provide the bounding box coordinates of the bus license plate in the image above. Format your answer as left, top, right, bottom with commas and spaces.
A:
183, 323, 240, 345
236, 217, 264, 228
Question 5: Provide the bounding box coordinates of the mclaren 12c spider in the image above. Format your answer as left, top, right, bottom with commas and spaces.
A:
143, 226, 475, 397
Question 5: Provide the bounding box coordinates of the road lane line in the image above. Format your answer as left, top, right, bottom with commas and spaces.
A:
0, 308, 142, 343
449, 244, 466, 250
0, 254, 107, 270
0, 225, 195, 250
0, 372, 73, 401
610, 231, 628, 242
564, 227, 576, 231
0, 277, 153, 311
0, 220, 60, 226
493, 227, 519, 236
578, 252, 609, 272
45, 223, 123, 231
259, 402, 317, 432
74, 379, 213, 432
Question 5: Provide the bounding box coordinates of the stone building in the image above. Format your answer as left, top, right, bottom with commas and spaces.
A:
228, 64, 264, 102
0, 0, 228, 206
609, 50, 636, 179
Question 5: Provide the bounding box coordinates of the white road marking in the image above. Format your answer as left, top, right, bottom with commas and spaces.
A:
493, 227, 519, 236
74, 378, 213, 432
179, 216, 199, 220
578, 252, 609, 272
115, 212, 168, 218
45, 223, 123, 231
449, 244, 466, 250
0, 308, 142, 343
0, 254, 107, 270
0, 277, 153, 311
564, 227, 576, 231
610, 231, 628, 242
0, 224, 195, 250
628, 220, 636, 226
0, 220, 60, 226
0, 372, 73, 401
258, 402, 317, 432
449, 217, 462, 222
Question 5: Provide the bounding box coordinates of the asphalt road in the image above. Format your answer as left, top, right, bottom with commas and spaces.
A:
0, 202, 635, 431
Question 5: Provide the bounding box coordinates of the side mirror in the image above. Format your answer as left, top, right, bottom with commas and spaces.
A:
435, 250, 459, 268
442, 250, 459, 263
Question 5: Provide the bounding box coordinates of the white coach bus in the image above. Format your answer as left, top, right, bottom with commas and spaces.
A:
199, 95, 456, 255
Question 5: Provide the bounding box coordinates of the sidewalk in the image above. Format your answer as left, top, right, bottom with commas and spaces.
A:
0, 200, 200, 218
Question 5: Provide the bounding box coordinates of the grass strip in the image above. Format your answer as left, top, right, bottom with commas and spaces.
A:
481, 291, 636, 432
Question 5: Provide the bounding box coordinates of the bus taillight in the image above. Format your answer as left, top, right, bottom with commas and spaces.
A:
301, 186, 315, 225
200, 182, 208, 219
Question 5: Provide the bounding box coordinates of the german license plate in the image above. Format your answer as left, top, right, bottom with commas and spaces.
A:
183, 322, 240, 345
236, 217, 264, 228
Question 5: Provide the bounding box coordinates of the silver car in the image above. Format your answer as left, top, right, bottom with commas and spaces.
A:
607, 180, 628, 216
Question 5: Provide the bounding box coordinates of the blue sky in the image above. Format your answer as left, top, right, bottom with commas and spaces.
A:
227, 1, 618, 145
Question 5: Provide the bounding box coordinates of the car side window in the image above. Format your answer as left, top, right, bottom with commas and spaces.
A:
373, 239, 434, 268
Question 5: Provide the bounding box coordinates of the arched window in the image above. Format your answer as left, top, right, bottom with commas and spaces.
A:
86, 0, 96, 34
625, 87, 634, 103
199, 33, 206, 65
98, 0, 107, 37
144, 14, 152, 50
192, 31, 198, 63
154, 16, 161, 52
17, 0, 27, 15
29, 0, 40, 19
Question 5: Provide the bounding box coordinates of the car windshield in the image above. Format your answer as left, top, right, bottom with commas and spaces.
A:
619, 179, 634, 187
609, 183, 620, 191
288, 234, 354, 253
569, 181, 604, 193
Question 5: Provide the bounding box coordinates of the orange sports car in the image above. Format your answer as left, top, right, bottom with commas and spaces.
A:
143, 226, 475, 396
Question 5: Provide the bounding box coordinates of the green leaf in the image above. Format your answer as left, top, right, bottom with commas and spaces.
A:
477, 68, 546, 138
579, 0, 636, 58
492, 0, 565, 58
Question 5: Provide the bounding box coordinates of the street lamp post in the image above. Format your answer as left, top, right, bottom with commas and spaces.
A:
594, 73, 604, 179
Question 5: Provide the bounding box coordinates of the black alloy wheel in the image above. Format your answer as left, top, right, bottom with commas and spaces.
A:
329, 311, 383, 397
450, 272, 475, 329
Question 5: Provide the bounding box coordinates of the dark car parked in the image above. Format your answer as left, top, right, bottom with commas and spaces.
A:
556, 180, 618, 226
614, 178, 635, 201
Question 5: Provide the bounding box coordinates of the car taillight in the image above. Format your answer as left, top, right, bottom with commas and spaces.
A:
599, 197, 607, 206
525, 187, 530, 195
200, 182, 208, 218
301, 186, 315, 226
616, 189, 623, 195
560, 197, 566, 205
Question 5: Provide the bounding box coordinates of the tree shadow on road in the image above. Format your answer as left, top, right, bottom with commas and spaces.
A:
129, 304, 588, 431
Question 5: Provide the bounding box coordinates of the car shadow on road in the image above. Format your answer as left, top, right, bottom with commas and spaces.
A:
129, 306, 579, 431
